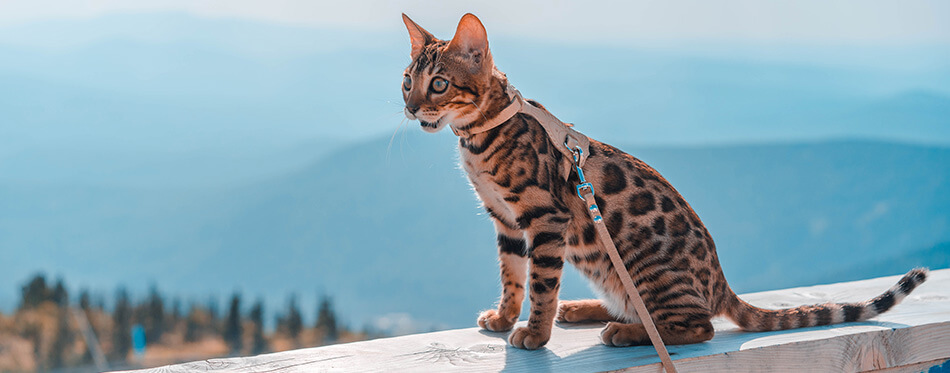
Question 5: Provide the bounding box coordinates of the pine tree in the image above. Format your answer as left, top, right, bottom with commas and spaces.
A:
144, 285, 165, 343
170, 297, 182, 327
248, 300, 267, 355
111, 288, 133, 361
207, 297, 220, 334
286, 294, 303, 341
274, 313, 286, 335
315, 296, 339, 343
51, 278, 68, 306
79, 289, 91, 311
223, 293, 243, 354
20, 273, 50, 310
184, 304, 201, 343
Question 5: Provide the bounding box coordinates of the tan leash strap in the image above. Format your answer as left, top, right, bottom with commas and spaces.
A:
572, 149, 678, 373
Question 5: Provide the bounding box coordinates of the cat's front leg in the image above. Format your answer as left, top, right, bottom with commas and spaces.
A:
478, 221, 528, 332
507, 208, 569, 350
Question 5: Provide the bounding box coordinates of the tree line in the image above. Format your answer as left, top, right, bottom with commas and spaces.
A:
3, 273, 368, 371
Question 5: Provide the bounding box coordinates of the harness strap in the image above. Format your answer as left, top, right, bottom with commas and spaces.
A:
450, 83, 677, 372
451, 84, 590, 179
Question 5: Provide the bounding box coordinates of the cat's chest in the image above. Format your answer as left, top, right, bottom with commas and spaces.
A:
459, 148, 519, 223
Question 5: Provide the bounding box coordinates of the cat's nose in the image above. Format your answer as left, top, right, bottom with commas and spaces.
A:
405, 104, 420, 114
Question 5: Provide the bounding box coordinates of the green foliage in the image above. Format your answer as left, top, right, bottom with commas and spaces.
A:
170, 297, 182, 326
111, 288, 132, 361
79, 289, 91, 311
223, 293, 243, 354
276, 294, 303, 342
206, 296, 220, 333
248, 300, 267, 355
143, 286, 166, 344
51, 279, 69, 306
184, 305, 202, 343
19, 274, 71, 310
19, 273, 50, 310
315, 296, 338, 343
5, 274, 362, 370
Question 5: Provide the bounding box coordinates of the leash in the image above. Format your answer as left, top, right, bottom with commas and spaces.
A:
568, 146, 678, 373
453, 84, 677, 373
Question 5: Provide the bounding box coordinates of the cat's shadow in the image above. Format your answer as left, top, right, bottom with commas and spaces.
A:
476, 322, 604, 339
492, 320, 911, 372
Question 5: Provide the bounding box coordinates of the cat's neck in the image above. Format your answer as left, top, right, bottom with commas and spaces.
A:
452, 68, 514, 137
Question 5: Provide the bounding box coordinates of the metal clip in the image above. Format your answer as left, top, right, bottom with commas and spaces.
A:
566, 144, 595, 200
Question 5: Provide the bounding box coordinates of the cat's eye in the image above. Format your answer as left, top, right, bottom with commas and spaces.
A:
430, 77, 448, 93
403, 75, 412, 91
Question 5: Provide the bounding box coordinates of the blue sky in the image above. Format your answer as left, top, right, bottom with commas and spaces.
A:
0, 2, 948, 152
2, 0, 948, 46
2, 1, 947, 77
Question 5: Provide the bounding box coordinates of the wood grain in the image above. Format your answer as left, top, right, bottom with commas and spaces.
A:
115, 269, 950, 373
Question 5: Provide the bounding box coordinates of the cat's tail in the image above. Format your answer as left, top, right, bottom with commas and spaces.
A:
723, 268, 928, 332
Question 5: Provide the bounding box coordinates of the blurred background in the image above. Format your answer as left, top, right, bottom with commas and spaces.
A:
1, 0, 948, 371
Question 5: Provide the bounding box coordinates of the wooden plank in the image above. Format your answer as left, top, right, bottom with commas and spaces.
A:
873, 358, 949, 373
117, 269, 950, 373
619, 321, 950, 372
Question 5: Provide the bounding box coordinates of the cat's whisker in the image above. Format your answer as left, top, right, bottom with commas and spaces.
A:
387, 117, 410, 163
398, 118, 412, 164
402, 120, 416, 154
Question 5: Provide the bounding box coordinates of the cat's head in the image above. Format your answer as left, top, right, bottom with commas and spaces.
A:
401, 13, 502, 133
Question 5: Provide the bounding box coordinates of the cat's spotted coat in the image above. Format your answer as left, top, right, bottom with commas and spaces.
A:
401, 13, 928, 350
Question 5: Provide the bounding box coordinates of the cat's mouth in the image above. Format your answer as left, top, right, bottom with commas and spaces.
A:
419, 116, 447, 133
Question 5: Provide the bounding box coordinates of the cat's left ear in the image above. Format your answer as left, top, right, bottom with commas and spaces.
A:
447, 13, 490, 64
402, 14, 435, 60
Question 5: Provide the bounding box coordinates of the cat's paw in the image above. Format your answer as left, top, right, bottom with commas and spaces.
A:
557, 301, 591, 323
477, 309, 516, 332
600, 322, 647, 347
508, 327, 550, 350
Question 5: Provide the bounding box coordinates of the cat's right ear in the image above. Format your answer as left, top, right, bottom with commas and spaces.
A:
402, 14, 435, 60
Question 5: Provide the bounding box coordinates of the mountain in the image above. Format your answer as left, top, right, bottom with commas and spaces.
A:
629, 141, 950, 289
816, 242, 950, 284
3, 135, 948, 329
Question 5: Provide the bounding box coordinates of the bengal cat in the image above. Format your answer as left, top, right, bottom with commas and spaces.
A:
400, 13, 929, 350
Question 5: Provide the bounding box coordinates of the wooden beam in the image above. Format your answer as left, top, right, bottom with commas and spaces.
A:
116, 269, 950, 372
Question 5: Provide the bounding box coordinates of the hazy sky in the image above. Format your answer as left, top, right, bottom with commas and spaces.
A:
1, 0, 948, 46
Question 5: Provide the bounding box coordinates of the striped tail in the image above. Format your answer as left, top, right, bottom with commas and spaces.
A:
725, 268, 928, 332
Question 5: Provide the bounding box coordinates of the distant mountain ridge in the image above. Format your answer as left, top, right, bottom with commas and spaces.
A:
3, 135, 948, 329
818, 242, 950, 284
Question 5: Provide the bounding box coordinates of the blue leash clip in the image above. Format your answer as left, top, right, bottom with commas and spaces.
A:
569, 145, 595, 201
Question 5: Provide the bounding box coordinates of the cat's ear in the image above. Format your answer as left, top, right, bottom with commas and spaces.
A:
402, 13, 435, 60
447, 13, 489, 61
